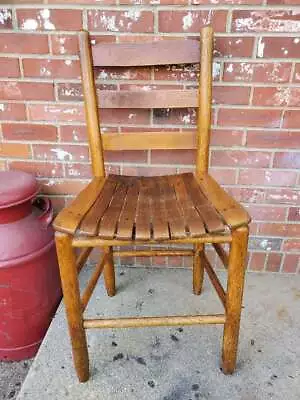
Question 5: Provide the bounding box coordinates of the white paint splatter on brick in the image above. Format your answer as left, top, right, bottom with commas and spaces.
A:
0, 104, 5, 111
65, 59, 72, 66
212, 62, 221, 79
51, 148, 73, 161
99, 70, 108, 80
0, 9, 11, 25
124, 10, 141, 21
40, 67, 51, 77
2, 82, 21, 98
100, 14, 118, 32
235, 11, 300, 33
39, 9, 55, 30
226, 63, 233, 73
22, 19, 38, 30
257, 38, 265, 58
182, 12, 194, 31
294, 38, 300, 44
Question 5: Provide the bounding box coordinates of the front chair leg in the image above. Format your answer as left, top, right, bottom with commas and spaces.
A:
222, 226, 249, 374
55, 232, 89, 382
103, 246, 116, 297
193, 243, 204, 295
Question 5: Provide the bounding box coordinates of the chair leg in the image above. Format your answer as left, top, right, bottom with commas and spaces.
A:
221, 226, 249, 374
193, 243, 204, 295
103, 246, 116, 297
55, 232, 89, 382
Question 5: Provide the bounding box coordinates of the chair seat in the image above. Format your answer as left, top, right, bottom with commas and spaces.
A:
53, 172, 247, 241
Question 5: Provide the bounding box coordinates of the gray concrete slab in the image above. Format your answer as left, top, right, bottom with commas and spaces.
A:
17, 267, 300, 400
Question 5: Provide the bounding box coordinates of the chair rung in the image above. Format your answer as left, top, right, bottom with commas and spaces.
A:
83, 314, 226, 329
114, 249, 194, 257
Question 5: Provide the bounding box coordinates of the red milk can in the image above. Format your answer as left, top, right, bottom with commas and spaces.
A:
0, 170, 62, 361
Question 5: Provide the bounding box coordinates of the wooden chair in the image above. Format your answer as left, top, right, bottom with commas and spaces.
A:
53, 26, 251, 382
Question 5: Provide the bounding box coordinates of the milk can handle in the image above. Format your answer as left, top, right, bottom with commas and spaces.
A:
34, 197, 54, 227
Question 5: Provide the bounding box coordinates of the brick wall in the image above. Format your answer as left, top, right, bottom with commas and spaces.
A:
0, 1, 299, 273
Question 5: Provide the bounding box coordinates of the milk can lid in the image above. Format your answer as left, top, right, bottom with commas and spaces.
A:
0, 170, 39, 209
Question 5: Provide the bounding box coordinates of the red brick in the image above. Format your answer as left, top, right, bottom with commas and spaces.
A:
0, 82, 54, 101
51, 34, 79, 55
17, 9, 82, 31
154, 64, 200, 82
246, 130, 300, 149
0, 142, 30, 159
212, 86, 250, 105
158, 10, 227, 33
258, 37, 300, 58
211, 150, 271, 168
122, 166, 177, 176
9, 161, 64, 178
218, 108, 281, 128
32, 144, 89, 162
104, 150, 147, 163
288, 207, 300, 221
267, 0, 300, 4
293, 64, 300, 82
153, 108, 197, 126
40, 179, 88, 196
151, 149, 196, 165
246, 205, 286, 222
283, 110, 300, 129
0, 9, 12, 29
215, 37, 254, 58
259, 223, 300, 237
95, 66, 151, 80
28, 104, 84, 122
121, 0, 187, 3
273, 152, 300, 169
57, 82, 116, 102
211, 129, 244, 146
227, 187, 265, 203
0, 58, 20, 78
193, 0, 262, 3
282, 254, 299, 274
223, 62, 292, 83
266, 253, 282, 272
238, 169, 297, 187
0, 103, 26, 121
23, 59, 80, 79
60, 125, 87, 142
65, 163, 92, 179
210, 168, 237, 185
88, 10, 154, 33
253, 87, 300, 107
0, 33, 49, 54
48, 0, 115, 3
232, 10, 300, 33
249, 252, 266, 271
2, 123, 57, 141
282, 239, 300, 253
265, 188, 300, 205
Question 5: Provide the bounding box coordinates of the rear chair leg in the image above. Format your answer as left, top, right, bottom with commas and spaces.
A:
193, 243, 204, 295
103, 246, 116, 297
221, 226, 249, 374
55, 232, 89, 382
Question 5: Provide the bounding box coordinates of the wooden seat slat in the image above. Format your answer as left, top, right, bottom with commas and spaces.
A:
182, 173, 225, 233
169, 174, 206, 237
78, 176, 118, 236
134, 178, 152, 241
98, 180, 129, 239
115, 178, 140, 240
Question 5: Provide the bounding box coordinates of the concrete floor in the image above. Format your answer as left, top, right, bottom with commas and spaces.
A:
0, 359, 32, 400
16, 267, 300, 400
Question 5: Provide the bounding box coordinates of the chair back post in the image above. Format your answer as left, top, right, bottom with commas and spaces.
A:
196, 26, 214, 175
79, 31, 105, 178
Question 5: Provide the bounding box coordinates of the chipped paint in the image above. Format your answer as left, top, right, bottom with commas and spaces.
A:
51, 148, 73, 161
39, 9, 55, 30
100, 14, 118, 32
257, 38, 265, 58
235, 11, 300, 33
22, 19, 38, 30
0, 8, 11, 25
182, 12, 194, 31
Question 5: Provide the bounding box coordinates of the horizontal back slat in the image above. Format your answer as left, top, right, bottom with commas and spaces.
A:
102, 131, 196, 150
92, 39, 200, 67
99, 90, 198, 109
